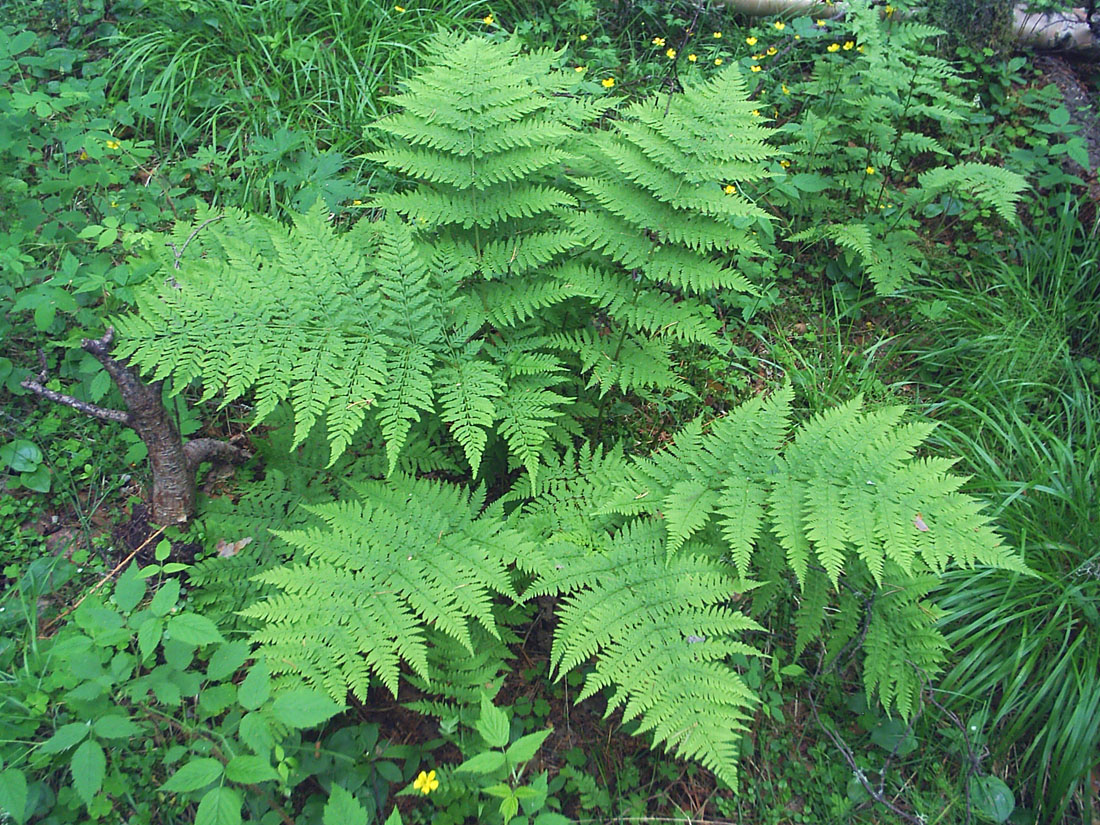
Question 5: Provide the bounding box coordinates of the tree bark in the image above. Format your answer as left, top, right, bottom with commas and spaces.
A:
21, 329, 251, 527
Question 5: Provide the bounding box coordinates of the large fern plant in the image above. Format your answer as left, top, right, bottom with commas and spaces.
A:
114, 35, 1026, 789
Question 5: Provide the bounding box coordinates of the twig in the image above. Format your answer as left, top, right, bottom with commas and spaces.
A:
166, 213, 225, 269
39, 526, 166, 637
806, 688, 928, 825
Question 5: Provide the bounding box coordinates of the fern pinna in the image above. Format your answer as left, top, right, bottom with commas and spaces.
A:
558, 67, 776, 395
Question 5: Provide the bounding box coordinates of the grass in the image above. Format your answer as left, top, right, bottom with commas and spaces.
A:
901, 199, 1100, 821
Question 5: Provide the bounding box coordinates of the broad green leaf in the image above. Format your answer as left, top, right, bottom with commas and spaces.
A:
238, 713, 274, 755
159, 758, 224, 792
137, 617, 163, 661
477, 693, 510, 748
969, 775, 1015, 823
40, 722, 90, 753
113, 564, 146, 613
0, 440, 42, 472
271, 689, 344, 728
206, 641, 251, 682
195, 787, 242, 825
167, 612, 224, 646
237, 659, 270, 710
94, 715, 142, 739
0, 768, 28, 825
149, 579, 180, 616
384, 807, 403, 825
71, 739, 106, 805
323, 783, 368, 825
505, 728, 552, 765
455, 751, 506, 775
224, 755, 278, 784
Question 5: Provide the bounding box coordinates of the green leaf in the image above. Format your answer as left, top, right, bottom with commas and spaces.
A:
159, 758, 224, 792
789, 173, 832, 192
149, 579, 180, 616
270, 689, 344, 728
224, 755, 279, 784
195, 787, 242, 825
969, 775, 1014, 823
167, 612, 224, 646
20, 465, 50, 492
137, 617, 163, 661
238, 712, 274, 755
0, 768, 28, 825
869, 719, 916, 756
1048, 106, 1070, 127
114, 564, 146, 613
40, 722, 90, 753
206, 641, 251, 682
477, 693, 510, 748
533, 814, 572, 825
94, 715, 142, 739
455, 750, 506, 775
323, 784, 368, 825
384, 807, 404, 825
71, 739, 106, 805
1, 440, 42, 472
375, 761, 402, 783
505, 728, 552, 765
482, 782, 513, 799
237, 659, 270, 710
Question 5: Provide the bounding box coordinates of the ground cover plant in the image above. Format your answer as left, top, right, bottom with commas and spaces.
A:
2, 0, 1098, 823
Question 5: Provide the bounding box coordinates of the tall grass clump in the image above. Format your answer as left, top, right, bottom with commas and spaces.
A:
106, 0, 481, 163
907, 199, 1100, 822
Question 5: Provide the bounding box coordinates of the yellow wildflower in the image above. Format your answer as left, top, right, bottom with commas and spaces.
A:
666, 48, 677, 59
843, 40, 854, 50
601, 77, 615, 88
884, 4, 895, 14
482, 12, 494, 24
866, 166, 876, 175
413, 770, 439, 795
750, 64, 762, 72
815, 18, 827, 26
111, 200, 118, 207
724, 184, 736, 194
752, 109, 761, 117
713, 31, 722, 38
773, 20, 785, 30
688, 53, 697, 62
652, 36, 665, 46
827, 42, 840, 52
781, 83, 790, 94
746, 36, 757, 45
352, 199, 363, 205
766, 46, 777, 55
105, 139, 120, 150
579, 33, 587, 41
714, 57, 723, 65
857, 44, 864, 52
780, 159, 791, 167
78, 150, 88, 160
394, 4, 405, 10
794, 34, 800, 39
752, 53, 764, 59
575, 65, 586, 72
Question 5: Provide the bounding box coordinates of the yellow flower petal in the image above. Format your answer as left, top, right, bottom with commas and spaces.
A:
750, 64, 762, 72
843, 40, 854, 50
687, 53, 697, 62
773, 20, 785, 30
866, 166, 876, 175
482, 13, 493, 24
766, 46, 777, 55
575, 65, 586, 72
724, 184, 736, 194
666, 48, 676, 59
827, 42, 840, 52
714, 57, 723, 65
394, 4, 405, 10
652, 36, 665, 46
815, 18, 827, 26
601, 77, 615, 87
781, 83, 789, 94
579, 33, 587, 40
713, 31, 722, 38
746, 36, 757, 45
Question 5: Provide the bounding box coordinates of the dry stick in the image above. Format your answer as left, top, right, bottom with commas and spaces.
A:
805, 688, 928, 825
39, 526, 166, 637
166, 213, 226, 269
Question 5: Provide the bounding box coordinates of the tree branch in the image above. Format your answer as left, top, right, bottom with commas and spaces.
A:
19, 379, 131, 424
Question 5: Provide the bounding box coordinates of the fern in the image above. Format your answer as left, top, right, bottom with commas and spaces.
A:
910, 163, 1028, 225
241, 475, 528, 699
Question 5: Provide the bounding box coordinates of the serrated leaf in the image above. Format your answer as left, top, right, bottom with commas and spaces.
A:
195, 787, 242, 825
224, 755, 279, 784
167, 613, 224, 646
206, 641, 251, 682
455, 750, 506, 775
323, 784, 368, 825
238, 712, 274, 755
237, 659, 270, 710
94, 715, 142, 739
477, 694, 510, 748
149, 578, 181, 616
159, 758, 224, 792
271, 689, 344, 728
0, 768, 28, 825
40, 722, 90, 753
505, 728, 552, 765
71, 739, 105, 805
